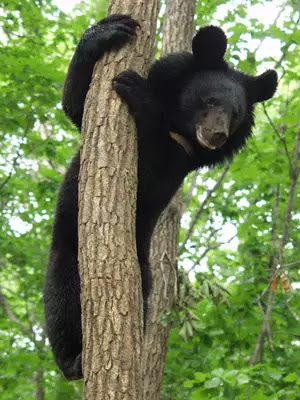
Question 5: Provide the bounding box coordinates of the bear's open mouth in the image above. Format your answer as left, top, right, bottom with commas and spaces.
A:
196, 125, 217, 150
196, 107, 230, 150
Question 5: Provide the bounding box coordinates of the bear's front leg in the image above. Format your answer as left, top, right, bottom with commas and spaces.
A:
112, 70, 150, 117
113, 70, 168, 150
63, 16, 139, 130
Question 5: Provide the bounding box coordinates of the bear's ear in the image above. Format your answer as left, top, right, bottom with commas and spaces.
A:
192, 26, 227, 63
249, 70, 278, 103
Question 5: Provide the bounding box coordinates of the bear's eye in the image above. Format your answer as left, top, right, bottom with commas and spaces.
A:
232, 110, 238, 120
206, 97, 220, 106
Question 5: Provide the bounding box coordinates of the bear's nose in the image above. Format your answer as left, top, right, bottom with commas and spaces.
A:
211, 131, 227, 148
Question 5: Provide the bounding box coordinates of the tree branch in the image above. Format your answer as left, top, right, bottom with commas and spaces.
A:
250, 289, 275, 365
284, 296, 300, 323
0, 115, 32, 191
0, 287, 33, 339
181, 171, 199, 215
273, 331, 300, 337
252, 2, 288, 55
262, 104, 294, 174
278, 123, 300, 264
178, 160, 231, 255
250, 124, 300, 366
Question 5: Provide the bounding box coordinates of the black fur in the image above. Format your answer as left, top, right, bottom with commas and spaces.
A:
43, 15, 277, 380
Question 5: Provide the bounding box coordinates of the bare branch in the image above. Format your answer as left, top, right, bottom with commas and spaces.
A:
250, 124, 300, 366
284, 296, 300, 323
0, 152, 21, 191
281, 261, 300, 269
187, 233, 236, 273
278, 124, 300, 264
181, 171, 199, 215
0, 287, 33, 339
262, 104, 294, 174
273, 331, 300, 337
250, 289, 275, 366
0, 282, 46, 354
273, 14, 300, 70
0, 115, 32, 191
179, 160, 231, 255
271, 185, 280, 256
273, 260, 300, 279
252, 2, 288, 55
268, 185, 280, 272
34, 368, 45, 400
257, 293, 274, 352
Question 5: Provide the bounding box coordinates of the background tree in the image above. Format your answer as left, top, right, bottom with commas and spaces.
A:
142, 1, 196, 399
162, 2, 300, 399
0, 0, 299, 399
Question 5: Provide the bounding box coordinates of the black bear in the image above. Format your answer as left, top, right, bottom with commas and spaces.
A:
43, 14, 277, 380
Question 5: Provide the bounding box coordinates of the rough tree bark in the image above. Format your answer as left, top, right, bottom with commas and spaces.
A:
142, 1, 196, 399
78, 1, 159, 399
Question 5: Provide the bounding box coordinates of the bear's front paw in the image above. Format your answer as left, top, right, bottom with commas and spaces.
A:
79, 15, 140, 62
113, 70, 147, 113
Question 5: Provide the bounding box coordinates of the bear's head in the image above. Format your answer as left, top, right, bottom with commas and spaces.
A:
148, 26, 278, 155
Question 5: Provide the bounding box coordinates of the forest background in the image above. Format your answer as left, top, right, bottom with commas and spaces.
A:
0, 0, 299, 399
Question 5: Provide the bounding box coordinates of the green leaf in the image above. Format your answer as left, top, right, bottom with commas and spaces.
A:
212, 368, 225, 377
268, 371, 282, 381
283, 373, 298, 383
194, 372, 208, 383
250, 392, 268, 400
191, 388, 209, 400
204, 377, 221, 388
237, 373, 250, 385
183, 380, 194, 388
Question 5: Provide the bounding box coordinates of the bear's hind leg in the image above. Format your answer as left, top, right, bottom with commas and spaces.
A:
44, 252, 83, 380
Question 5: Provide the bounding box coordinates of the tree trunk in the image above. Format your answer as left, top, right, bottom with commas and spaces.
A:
78, 1, 159, 399
142, 1, 196, 399
161, 0, 196, 54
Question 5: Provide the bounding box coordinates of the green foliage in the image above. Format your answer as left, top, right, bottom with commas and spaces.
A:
186, 365, 300, 399
0, 0, 107, 398
0, 0, 299, 399
162, 1, 300, 399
